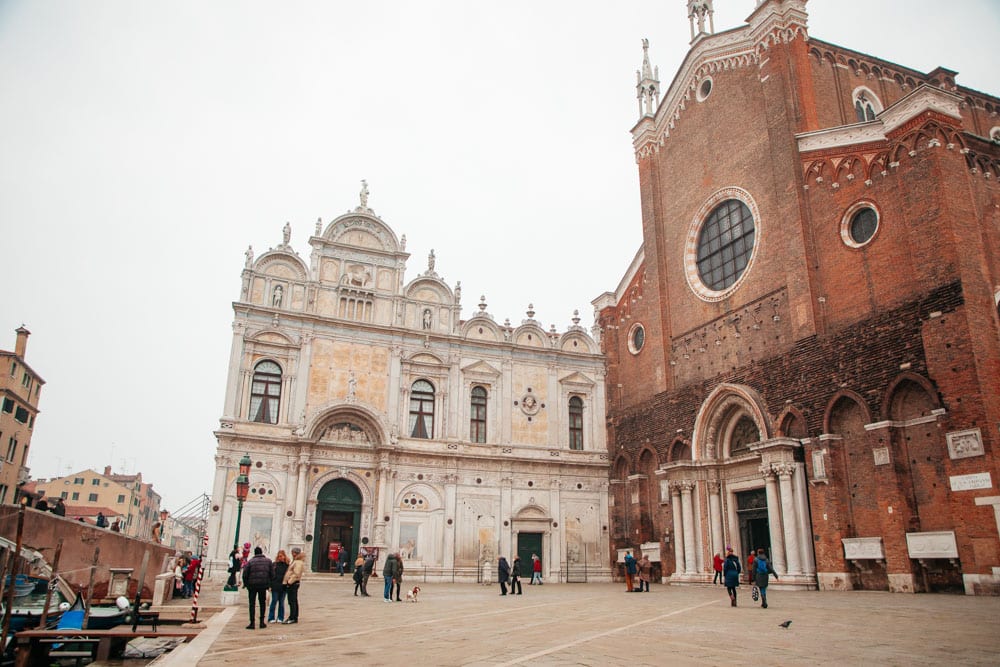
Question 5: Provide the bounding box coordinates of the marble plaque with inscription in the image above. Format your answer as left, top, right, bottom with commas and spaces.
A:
872, 447, 890, 466
843, 537, 885, 560
949, 472, 992, 492
905, 531, 958, 559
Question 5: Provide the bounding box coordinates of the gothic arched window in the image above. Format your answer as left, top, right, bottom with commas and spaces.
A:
569, 396, 584, 450
409, 380, 435, 439
853, 88, 882, 122
470, 386, 487, 443
249, 360, 281, 424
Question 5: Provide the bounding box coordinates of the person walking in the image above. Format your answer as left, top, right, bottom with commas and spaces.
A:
268, 550, 289, 623
753, 548, 778, 609
746, 550, 756, 586
638, 554, 652, 592
530, 553, 543, 585
394, 554, 404, 602
723, 547, 742, 607
242, 547, 272, 629
713, 552, 724, 585
498, 556, 511, 596
510, 556, 523, 595
624, 550, 637, 592
227, 548, 242, 588
338, 547, 348, 576
52, 498, 66, 517
282, 547, 305, 623
382, 552, 400, 602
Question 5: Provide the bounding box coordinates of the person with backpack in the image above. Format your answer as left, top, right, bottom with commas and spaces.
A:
753, 547, 778, 608
722, 547, 742, 606
623, 550, 637, 592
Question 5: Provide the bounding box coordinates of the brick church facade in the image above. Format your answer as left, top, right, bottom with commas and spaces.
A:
595, 0, 1000, 593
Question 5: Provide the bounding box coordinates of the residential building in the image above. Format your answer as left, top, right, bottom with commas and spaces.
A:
0, 327, 44, 505
32, 466, 161, 537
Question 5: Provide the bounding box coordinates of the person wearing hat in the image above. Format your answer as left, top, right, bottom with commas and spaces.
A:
722, 547, 742, 607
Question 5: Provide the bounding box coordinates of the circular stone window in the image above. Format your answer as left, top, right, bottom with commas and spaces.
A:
684, 188, 759, 301
697, 76, 713, 102
627, 323, 645, 355
841, 202, 880, 248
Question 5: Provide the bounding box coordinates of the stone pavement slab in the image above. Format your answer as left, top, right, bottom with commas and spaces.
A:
191, 577, 1000, 666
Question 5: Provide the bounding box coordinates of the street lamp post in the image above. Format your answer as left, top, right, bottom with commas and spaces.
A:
223, 453, 252, 592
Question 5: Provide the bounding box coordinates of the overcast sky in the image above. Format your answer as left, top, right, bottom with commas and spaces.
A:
1, 1, 996, 512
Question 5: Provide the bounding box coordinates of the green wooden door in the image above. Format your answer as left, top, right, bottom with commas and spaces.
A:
516, 532, 543, 580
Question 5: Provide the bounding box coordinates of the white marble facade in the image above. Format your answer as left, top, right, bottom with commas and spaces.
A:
207, 193, 612, 582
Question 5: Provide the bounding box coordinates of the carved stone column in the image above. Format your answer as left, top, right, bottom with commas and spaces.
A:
671, 485, 684, 575
223, 322, 246, 419
500, 474, 513, 558
294, 451, 309, 520
679, 481, 697, 574
774, 462, 801, 574
443, 473, 458, 570
761, 466, 786, 573
708, 481, 724, 557
792, 462, 815, 574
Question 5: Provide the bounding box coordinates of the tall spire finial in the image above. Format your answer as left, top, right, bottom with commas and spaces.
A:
636, 38, 660, 118
687, 1, 715, 42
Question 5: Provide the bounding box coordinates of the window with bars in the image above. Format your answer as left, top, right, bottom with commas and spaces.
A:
409, 380, 435, 439
249, 360, 282, 424
569, 396, 584, 450
696, 199, 755, 292
470, 386, 487, 443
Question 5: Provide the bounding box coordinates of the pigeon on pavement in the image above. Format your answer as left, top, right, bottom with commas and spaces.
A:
779, 620, 792, 628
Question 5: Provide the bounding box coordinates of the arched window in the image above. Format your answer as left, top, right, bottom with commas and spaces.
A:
470, 386, 487, 443
409, 380, 435, 439
568, 396, 584, 450
249, 360, 281, 424
853, 88, 882, 122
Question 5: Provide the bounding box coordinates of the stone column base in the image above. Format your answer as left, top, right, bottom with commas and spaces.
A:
962, 573, 1000, 596
888, 573, 916, 593
816, 571, 851, 591
221, 589, 240, 606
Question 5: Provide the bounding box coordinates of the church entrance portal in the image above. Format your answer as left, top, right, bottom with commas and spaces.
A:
736, 488, 771, 559
314, 479, 362, 572
517, 533, 543, 581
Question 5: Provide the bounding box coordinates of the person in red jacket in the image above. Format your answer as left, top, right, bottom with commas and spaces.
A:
530, 553, 543, 585
713, 552, 724, 585
746, 551, 756, 585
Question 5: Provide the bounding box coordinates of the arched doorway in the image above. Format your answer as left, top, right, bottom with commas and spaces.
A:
313, 479, 362, 572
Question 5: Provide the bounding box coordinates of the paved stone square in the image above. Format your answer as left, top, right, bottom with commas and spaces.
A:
176, 576, 1000, 666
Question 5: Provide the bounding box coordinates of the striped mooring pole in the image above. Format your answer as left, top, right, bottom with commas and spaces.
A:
190, 532, 210, 622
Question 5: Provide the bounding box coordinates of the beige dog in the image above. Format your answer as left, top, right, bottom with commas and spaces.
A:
405, 586, 421, 602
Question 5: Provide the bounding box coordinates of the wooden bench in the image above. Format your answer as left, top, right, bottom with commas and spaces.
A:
14, 627, 199, 665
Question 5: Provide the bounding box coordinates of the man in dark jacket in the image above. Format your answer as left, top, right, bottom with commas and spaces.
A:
497, 556, 511, 596
242, 547, 272, 629
382, 553, 399, 602
362, 553, 375, 597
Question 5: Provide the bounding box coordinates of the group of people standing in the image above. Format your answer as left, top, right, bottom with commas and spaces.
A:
496, 553, 542, 595
232, 545, 305, 629
171, 552, 201, 598
622, 550, 652, 592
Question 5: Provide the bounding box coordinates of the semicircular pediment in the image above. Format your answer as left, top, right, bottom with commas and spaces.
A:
308, 404, 386, 444
255, 252, 308, 280
324, 214, 401, 253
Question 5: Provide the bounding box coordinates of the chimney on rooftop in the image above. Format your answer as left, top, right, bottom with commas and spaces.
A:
14, 326, 30, 358
104, 465, 112, 477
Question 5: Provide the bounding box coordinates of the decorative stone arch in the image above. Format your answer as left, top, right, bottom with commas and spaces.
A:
512, 504, 552, 524
305, 402, 389, 445
691, 383, 771, 461
512, 323, 548, 348
822, 389, 872, 434
775, 405, 809, 439
404, 276, 454, 302
323, 212, 403, 253
559, 331, 597, 354
882, 372, 941, 421
393, 482, 445, 511
667, 437, 692, 463
851, 85, 883, 122
306, 469, 374, 511
254, 251, 309, 281
461, 317, 503, 342
244, 467, 286, 501
636, 445, 659, 471
612, 453, 631, 478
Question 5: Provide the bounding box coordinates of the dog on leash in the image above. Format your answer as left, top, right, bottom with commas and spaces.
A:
404, 586, 421, 602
